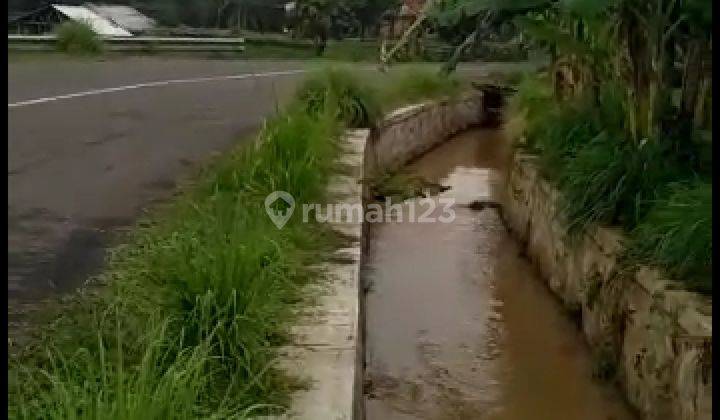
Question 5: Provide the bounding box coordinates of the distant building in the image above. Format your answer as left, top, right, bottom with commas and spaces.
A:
380, 0, 426, 39
86, 4, 156, 34
9, 3, 156, 36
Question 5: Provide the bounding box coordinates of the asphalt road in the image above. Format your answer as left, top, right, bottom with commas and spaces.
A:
8, 57, 314, 331
8, 56, 538, 335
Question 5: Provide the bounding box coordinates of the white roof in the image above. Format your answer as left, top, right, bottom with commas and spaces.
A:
87, 4, 156, 32
52, 4, 132, 37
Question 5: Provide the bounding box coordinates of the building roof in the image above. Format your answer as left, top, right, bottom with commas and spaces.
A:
87, 4, 156, 33
402, 0, 426, 16
52, 4, 132, 36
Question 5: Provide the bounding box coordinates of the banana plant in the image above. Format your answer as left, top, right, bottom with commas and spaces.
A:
517, 0, 710, 142
677, 0, 711, 129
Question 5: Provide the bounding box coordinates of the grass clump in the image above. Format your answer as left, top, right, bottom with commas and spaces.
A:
557, 135, 688, 232
513, 74, 711, 293
56, 21, 104, 56
296, 66, 381, 128
629, 181, 712, 293
514, 76, 691, 231
9, 72, 351, 419
518, 79, 627, 179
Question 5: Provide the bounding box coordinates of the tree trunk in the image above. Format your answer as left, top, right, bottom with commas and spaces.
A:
680, 38, 703, 123
440, 12, 491, 76
625, 16, 652, 142
440, 28, 478, 75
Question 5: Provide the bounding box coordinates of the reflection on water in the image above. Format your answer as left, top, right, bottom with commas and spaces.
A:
363, 128, 636, 420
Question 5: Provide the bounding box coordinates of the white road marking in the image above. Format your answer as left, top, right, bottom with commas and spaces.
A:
8, 69, 306, 109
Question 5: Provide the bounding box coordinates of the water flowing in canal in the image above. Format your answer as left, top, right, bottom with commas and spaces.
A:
363, 128, 636, 420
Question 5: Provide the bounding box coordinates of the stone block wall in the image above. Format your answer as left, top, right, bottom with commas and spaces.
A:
503, 152, 712, 420
364, 94, 485, 179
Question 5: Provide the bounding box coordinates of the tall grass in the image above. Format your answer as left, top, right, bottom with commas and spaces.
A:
56, 21, 104, 56
513, 74, 711, 293
295, 67, 381, 128
517, 79, 627, 180
557, 135, 691, 232
514, 76, 695, 231
9, 74, 351, 419
629, 181, 712, 293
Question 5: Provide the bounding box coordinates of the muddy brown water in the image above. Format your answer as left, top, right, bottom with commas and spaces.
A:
363, 128, 636, 420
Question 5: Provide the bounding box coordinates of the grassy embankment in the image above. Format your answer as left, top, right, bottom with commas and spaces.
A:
8, 67, 460, 419
510, 74, 712, 294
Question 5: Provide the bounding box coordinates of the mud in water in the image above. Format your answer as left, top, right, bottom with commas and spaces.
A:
363, 128, 636, 420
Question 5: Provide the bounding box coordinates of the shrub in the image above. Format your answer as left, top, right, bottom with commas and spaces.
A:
295, 67, 380, 128
56, 21, 104, 56
514, 76, 694, 233
519, 80, 627, 180
629, 181, 712, 293
510, 74, 554, 126
557, 135, 692, 233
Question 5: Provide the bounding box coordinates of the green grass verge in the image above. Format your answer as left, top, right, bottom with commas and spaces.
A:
9, 65, 467, 418
9, 91, 346, 419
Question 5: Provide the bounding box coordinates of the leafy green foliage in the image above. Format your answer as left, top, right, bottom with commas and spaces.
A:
629, 181, 712, 293
516, 76, 626, 178
55, 21, 104, 56
559, 0, 614, 17
516, 73, 703, 234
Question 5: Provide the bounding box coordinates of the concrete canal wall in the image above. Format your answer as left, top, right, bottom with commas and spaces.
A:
503, 152, 713, 420
279, 92, 487, 419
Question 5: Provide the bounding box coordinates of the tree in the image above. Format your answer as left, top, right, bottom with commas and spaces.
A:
431, 0, 549, 74
426, 0, 711, 142
296, 0, 334, 54
515, 0, 711, 144
347, 0, 400, 37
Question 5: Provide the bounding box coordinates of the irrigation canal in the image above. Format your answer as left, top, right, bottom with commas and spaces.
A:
362, 128, 636, 419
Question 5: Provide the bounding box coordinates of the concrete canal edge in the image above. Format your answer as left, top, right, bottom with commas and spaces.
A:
503, 150, 713, 420
276, 92, 487, 419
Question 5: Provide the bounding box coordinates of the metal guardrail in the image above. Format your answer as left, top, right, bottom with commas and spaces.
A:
8, 34, 245, 52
